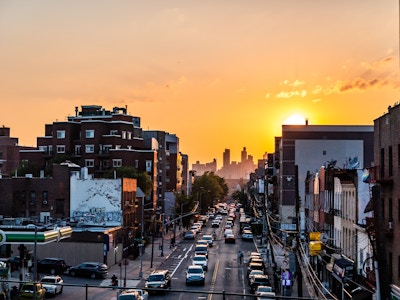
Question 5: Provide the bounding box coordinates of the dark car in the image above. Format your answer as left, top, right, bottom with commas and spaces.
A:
36, 258, 68, 275
249, 274, 271, 293
68, 262, 108, 279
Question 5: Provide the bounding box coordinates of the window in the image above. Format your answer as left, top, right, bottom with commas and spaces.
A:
127, 132, 132, 139
56, 199, 64, 214
122, 131, 126, 139
30, 191, 36, 206
113, 159, 122, 168
135, 160, 139, 169
104, 145, 112, 153
85, 159, 94, 168
103, 160, 110, 168
110, 130, 118, 135
75, 145, 81, 155
38, 146, 47, 153
57, 145, 65, 153
57, 130, 65, 139
42, 191, 48, 205
85, 129, 94, 139
85, 145, 94, 153
380, 148, 385, 178
146, 160, 152, 172
389, 198, 393, 222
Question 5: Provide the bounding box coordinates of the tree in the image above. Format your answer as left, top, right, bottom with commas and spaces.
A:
192, 172, 228, 213
12, 161, 42, 177
231, 188, 249, 211
175, 193, 195, 229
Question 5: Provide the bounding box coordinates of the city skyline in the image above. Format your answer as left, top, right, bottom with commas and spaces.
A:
0, 1, 399, 163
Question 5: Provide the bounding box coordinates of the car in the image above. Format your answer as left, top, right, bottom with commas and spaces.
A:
192, 254, 208, 271
242, 230, 254, 241
249, 274, 271, 293
202, 234, 213, 247
183, 230, 197, 240
255, 285, 274, 296
248, 269, 264, 284
18, 282, 46, 300
40, 275, 64, 295
211, 220, 220, 228
225, 233, 236, 243
117, 290, 142, 300
186, 265, 205, 285
118, 289, 149, 300
248, 257, 265, 268
68, 262, 108, 279
190, 225, 200, 234
194, 244, 208, 258
36, 258, 68, 275
184, 230, 196, 240
224, 229, 233, 237
145, 269, 171, 293
196, 239, 209, 247
247, 262, 265, 276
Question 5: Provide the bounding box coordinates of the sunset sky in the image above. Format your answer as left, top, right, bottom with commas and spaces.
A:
0, 1, 399, 167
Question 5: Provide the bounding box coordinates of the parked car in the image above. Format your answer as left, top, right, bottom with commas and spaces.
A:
36, 258, 68, 275
18, 282, 46, 300
40, 275, 64, 296
68, 262, 108, 279
247, 262, 265, 276
248, 269, 264, 285
255, 285, 274, 296
192, 254, 208, 271
249, 274, 271, 293
186, 265, 205, 285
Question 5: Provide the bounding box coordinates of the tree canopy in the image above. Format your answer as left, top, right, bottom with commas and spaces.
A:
192, 172, 228, 214
104, 166, 153, 196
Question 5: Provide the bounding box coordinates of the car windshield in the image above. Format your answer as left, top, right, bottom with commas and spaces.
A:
258, 286, 272, 292
193, 257, 206, 262
148, 274, 164, 281
188, 268, 202, 274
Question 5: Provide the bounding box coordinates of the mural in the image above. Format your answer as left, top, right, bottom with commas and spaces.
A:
70, 173, 122, 227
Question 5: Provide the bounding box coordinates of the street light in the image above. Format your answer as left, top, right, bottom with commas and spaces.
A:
160, 213, 165, 257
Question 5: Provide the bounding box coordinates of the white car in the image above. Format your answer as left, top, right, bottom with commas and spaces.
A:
192, 254, 208, 271
118, 289, 149, 300
40, 275, 63, 295
186, 265, 205, 285
202, 234, 214, 247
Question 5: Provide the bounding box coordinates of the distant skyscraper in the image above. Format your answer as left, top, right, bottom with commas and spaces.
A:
241, 147, 247, 162
223, 149, 230, 168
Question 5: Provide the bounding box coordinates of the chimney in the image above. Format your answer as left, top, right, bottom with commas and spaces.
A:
305, 118, 309, 125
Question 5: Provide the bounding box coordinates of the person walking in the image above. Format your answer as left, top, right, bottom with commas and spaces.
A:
238, 250, 243, 264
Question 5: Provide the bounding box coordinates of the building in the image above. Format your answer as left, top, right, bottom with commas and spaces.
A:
371, 103, 400, 288
277, 124, 374, 233
20, 105, 158, 208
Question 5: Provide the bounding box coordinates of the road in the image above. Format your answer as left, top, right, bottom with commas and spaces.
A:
15, 213, 259, 300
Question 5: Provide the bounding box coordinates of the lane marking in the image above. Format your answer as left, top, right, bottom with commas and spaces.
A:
171, 244, 193, 277
207, 259, 219, 300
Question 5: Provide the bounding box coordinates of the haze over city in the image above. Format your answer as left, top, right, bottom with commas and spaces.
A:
0, 0, 399, 166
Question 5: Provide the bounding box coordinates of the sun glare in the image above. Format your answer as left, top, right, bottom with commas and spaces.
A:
283, 114, 306, 125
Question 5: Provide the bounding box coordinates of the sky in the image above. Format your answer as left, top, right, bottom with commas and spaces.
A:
0, 0, 399, 168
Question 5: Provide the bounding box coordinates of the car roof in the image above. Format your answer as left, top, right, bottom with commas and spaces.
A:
188, 265, 203, 270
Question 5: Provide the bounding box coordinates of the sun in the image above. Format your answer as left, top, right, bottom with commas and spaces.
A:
283, 114, 307, 125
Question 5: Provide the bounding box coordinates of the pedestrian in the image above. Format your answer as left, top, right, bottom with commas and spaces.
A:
238, 250, 243, 264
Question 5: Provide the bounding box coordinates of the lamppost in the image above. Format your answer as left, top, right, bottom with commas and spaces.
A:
160, 213, 165, 257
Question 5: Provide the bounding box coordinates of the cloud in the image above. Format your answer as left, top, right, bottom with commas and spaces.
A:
276, 90, 307, 98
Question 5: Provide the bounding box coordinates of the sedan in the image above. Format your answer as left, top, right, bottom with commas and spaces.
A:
184, 230, 196, 240
225, 233, 236, 243
242, 230, 254, 241
40, 275, 63, 296
68, 262, 108, 279
192, 254, 208, 271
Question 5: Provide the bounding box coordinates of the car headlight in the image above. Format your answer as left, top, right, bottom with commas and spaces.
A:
160, 284, 165, 288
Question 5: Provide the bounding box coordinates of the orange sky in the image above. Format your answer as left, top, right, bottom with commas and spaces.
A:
0, 1, 399, 167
